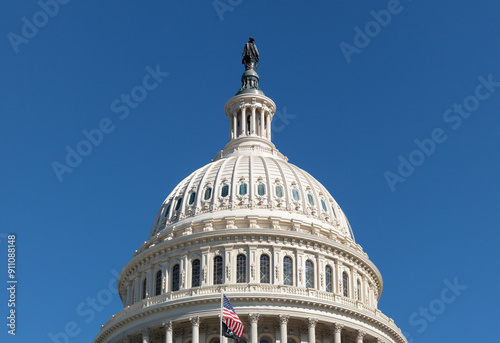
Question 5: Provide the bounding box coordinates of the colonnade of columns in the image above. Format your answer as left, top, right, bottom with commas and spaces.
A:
228, 104, 272, 141
123, 316, 382, 343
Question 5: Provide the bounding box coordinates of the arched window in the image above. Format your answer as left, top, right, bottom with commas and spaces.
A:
283, 256, 293, 286
174, 198, 182, 211
325, 265, 333, 293
275, 185, 283, 198
305, 260, 314, 288
172, 264, 180, 291
214, 256, 223, 285
260, 337, 272, 343
257, 184, 265, 196
155, 270, 162, 296
237, 254, 246, 283
307, 194, 314, 206
142, 277, 147, 299
342, 271, 348, 297
292, 189, 300, 201
221, 185, 229, 197
204, 187, 212, 200
260, 254, 270, 283
239, 183, 248, 196
192, 259, 201, 287
321, 199, 327, 212
357, 280, 361, 301
188, 192, 196, 205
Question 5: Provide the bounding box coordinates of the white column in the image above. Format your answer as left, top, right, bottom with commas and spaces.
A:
260, 109, 265, 137
163, 321, 173, 343
356, 330, 365, 343
333, 323, 343, 343
307, 318, 318, 343
279, 314, 289, 343
232, 111, 237, 139
141, 328, 150, 343
133, 278, 140, 302
161, 263, 168, 293
249, 313, 260, 343
241, 107, 247, 136
251, 105, 256, 135
148, 268, 154, 297
190, 317, 200, 343
266, 112, 271, 140
126, 282, 132, 305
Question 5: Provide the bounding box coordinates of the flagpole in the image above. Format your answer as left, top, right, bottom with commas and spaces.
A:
220, 291, 223, 342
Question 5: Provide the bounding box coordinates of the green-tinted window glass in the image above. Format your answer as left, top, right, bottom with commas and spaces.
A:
257, 184, 265, 196
204, 187, 212, 200
292, 189, 300, 201
321, 199, 327, 211
307, 194, 314, 206
239, 183, 247, 196
221, 185, 229, 197
275, 185, 283, 198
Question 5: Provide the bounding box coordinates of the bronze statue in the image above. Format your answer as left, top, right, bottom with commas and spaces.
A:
242, 37, 259, 70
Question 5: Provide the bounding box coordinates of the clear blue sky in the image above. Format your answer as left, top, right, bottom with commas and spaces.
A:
1, 1, 498, 342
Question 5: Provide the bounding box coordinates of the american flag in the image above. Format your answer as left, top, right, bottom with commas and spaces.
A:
222, 294, 244, 338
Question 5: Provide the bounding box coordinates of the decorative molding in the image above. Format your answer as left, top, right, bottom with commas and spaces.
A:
357, 330, 366, 339
249, 313, 260, 323
162, 321, 173, 331
278, 314, 290, 325
307, 317, 318, 328
190, 316, 200, 326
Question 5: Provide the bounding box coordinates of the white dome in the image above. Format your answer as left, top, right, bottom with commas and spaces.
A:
150, 154, 355, 243
94, 47, 407, 343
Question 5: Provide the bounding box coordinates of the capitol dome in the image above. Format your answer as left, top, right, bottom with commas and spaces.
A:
93, 39, 407, 343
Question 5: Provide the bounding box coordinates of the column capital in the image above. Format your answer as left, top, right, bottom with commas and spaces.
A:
249, 313, 260, 323
190, 316, 201, 326
307, 317, 319, 328
141, 327, 151, 337
121, 335, 130, 343
357, 330, 366, 339
162, 321, 173, 331
333, 323, 344, 333
279, 314, 290, 325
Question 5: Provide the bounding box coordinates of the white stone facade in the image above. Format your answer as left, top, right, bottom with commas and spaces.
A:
93, 64, 407, 343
